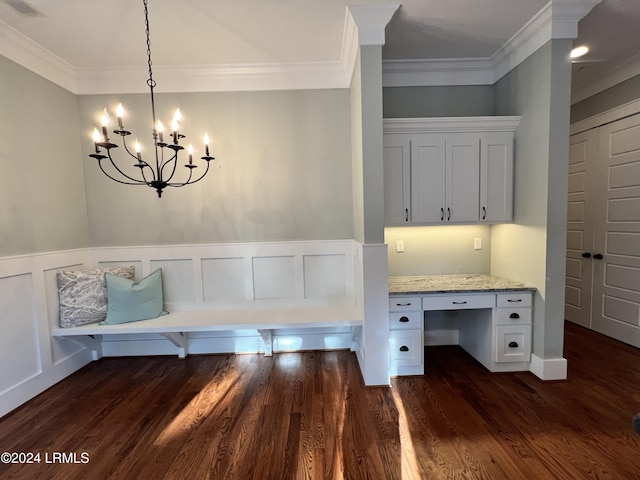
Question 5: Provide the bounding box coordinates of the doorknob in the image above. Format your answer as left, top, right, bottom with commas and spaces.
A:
581, 252, 592, 258
593, 253, 603, 260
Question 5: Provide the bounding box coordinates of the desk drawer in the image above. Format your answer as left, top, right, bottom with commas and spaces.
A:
389, 296, 421, 312
495, 325, 531, 363
390, 330, 423, 367
389, 311, 422, 330
422, 294, 495, 311
497, 293, 532, 308
495, 308, 531, 325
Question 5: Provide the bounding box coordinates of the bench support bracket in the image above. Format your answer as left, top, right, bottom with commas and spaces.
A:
162, 333, 188, 358
257, 329, 273, 356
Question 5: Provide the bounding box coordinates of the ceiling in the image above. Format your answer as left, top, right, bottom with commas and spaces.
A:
0, 0, 637, 101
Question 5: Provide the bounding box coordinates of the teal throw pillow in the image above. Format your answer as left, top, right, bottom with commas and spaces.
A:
104, 268, 167, 324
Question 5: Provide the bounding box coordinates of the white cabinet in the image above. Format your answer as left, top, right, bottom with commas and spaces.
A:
383, 117, 519, 226
389, 296, 423, 376
480, 133, 514, 223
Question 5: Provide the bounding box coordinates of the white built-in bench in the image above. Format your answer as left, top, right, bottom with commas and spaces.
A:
49, 240, 364, 360
52, 304, 362, 359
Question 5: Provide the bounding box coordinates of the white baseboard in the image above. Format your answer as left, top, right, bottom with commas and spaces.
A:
529, 354, 568, 380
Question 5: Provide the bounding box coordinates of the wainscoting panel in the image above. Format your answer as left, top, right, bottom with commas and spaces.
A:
0, 240, 364, 416
0, 249, 94, 417
0, 274, 40, 394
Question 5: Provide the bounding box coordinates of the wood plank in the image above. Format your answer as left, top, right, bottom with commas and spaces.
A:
2, 322, 640, 479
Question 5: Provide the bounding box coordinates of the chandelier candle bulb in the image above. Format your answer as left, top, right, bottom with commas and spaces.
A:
188, 144, 193, 164
203, 133, 210, 156
157, 121, 164, 143
134, 140, 142, 161
92, 128, 101, 153
100, 110, 109, 141
116, 103, 125, 129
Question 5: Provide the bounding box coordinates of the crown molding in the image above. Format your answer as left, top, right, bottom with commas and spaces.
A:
383, 0, 600, 88
383, 116, 521, 134
1, 1, 598, 95
382, 58, 494, 87
74, 61, 353, 95
0, 19, 76, 92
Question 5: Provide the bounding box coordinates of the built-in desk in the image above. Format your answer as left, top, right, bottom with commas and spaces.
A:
388, 275, 536, 376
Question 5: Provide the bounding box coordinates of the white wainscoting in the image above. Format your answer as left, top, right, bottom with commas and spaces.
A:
0, 248, 94, 417
0, 240, 364, 417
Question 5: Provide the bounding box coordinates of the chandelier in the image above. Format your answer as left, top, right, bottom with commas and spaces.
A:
89, 0, 214, 198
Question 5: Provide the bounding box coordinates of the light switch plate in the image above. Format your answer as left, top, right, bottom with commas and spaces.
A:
474, 237, 482, 250
396, 240, 405, 253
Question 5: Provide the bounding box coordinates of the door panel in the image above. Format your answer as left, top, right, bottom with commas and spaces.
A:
446, 134, 479, 223
591, 115, 640, 347
411, 134, 446, 223
565, 130, 597, 328
383, 134, 411, 226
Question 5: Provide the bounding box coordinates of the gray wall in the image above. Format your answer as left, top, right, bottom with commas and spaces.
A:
383, 85, 494, 118
571, 74, 640, 123
492, 39, 573, 360
77, 89, 353, 247
0, 56, 89, 257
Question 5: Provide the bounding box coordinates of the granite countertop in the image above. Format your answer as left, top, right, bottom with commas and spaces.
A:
389, 274, 535, 295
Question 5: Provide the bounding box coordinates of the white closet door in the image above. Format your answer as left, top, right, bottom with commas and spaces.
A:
565, 129, 598, 328
591, 114, 640, 346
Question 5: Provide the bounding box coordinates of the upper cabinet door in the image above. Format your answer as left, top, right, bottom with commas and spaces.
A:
446, 134, 480, 223
383, 134, 411, 226
410, 134, 446, 223
480, 132, 514, 223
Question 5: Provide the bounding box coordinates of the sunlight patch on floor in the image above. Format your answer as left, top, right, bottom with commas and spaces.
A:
153, 368, 240, 446
391, 387, 421, 480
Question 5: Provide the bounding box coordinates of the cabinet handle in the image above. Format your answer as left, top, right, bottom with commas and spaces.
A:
399, 345, 409, 352
482, 206, 486, 220
447, 207, 451, 221
507, 299, 522, 303
399, 316, 410, 323
581, 252, 592, 258
441, 207, 444, 221
508, 341, 519, 348
509, 313, 520, 319
396, 302, 412, 307
405, 208, 409, 222
594, 253, 603, 260
452, 301, 467, 305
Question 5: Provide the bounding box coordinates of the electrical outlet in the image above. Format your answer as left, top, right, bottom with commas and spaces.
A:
474, 237, 482, 250
396, 240, 405, 253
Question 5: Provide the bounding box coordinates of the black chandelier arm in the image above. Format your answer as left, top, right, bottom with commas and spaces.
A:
103, 149, 155, 184
119, 136, 156, 183
97, 158, 148, 186
159, 150, 180, 183
167, 159, 212, 187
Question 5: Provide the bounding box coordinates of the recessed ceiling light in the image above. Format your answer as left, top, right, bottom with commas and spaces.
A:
570, 46, 589, 59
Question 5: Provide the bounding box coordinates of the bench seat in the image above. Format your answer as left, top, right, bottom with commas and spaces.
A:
52, 304, 362, 358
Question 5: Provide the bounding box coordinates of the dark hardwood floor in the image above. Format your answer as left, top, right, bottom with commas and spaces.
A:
1, 321, 640, 479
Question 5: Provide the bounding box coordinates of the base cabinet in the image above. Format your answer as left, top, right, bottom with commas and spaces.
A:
389, 297, 424, 376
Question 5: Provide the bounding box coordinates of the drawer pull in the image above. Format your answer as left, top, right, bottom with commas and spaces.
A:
399, 345, 409, 352
507, 299, 522, 303
396, 302, 412, 307
399, 316, 410, 323
452, 301, 467, 305
509, 313, 520, 319
508, 341, 519, 348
